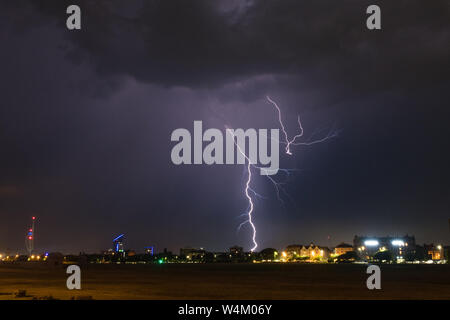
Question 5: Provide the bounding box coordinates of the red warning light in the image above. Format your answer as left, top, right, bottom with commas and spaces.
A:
28, 236, 32, 240
29, 229, 33, 232
32, 216, 36, 220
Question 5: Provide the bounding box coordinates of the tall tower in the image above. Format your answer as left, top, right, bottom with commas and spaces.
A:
25, 216, 36, 256
113, 234, 125, 257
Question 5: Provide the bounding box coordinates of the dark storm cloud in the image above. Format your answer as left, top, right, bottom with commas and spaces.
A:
5, 0, 450, 93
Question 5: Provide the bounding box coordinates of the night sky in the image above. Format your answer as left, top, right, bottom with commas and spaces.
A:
1, 0, 449, 254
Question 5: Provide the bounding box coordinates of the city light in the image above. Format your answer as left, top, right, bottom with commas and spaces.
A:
391, 240, 405, 246
364, 240, 379, 246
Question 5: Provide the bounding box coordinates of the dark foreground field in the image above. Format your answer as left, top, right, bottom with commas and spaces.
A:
0, 263, 449, 300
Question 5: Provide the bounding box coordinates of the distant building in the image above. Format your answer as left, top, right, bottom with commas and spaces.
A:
353, 235, 416, 261
424, 244, 444, 260
180, 247, 206, 260
229, 246, 243, 256
113, 234, 125, 258
113, 234, 125, 253
144, 246, 154, 256
102, 248, 114, 256
306, 244, 330, 259
285, 243, 330, 260
229, 246, 245, 262
213, 252, 231, 263
334, 243, 353, 256
285, 244, 303, 258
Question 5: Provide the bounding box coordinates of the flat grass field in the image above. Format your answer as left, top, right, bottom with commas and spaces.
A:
0, 263, 449, 300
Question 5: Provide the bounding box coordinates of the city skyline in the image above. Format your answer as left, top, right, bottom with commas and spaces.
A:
0, 216, 447, 255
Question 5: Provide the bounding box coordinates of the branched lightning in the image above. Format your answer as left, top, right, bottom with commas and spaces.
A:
266, 96, 304, 155
228, 96, 337, 252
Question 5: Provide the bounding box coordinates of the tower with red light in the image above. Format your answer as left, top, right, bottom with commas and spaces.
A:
25, 216, 36, 256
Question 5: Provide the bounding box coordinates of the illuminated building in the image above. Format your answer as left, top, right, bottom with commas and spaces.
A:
424, 244, 443, 260
285, 243, 330, 260
145, 246, 154, 255
113, 234, 125, 256
229, 246, 243, 256
180, 247, 206, 260
334, 243, 353, 256
285, 244, 303, 258
353, 235, 416, 260
305, 244, 330, 259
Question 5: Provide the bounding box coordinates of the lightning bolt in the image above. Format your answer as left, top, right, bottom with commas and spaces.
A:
225, 126, 258, 251
228, 96, 337, 252
244, 160, 257, 251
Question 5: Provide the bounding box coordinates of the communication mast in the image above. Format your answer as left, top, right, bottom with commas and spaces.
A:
25, 216, 36, 256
